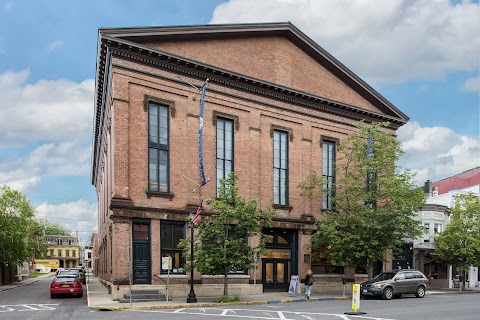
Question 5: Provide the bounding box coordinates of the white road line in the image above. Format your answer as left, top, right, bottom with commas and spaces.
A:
134, 308, 397, 320
0, 306, 14, 312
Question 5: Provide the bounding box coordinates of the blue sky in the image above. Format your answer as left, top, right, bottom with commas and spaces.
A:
1, 0, 479, 242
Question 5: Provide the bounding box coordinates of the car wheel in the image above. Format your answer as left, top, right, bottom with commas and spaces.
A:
382, 287, 394, 300
415, 286, 426, 298
50, 293, 55, 299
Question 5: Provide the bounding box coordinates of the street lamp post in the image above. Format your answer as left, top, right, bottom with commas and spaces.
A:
187, 212, 197, 303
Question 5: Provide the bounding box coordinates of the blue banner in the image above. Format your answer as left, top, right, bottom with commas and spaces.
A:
198, 82, 207, 186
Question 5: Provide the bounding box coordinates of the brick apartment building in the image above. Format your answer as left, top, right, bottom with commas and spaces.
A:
92, 22, 408, 299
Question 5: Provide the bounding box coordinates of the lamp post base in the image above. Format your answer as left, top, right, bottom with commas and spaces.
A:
187, 290, 197, 303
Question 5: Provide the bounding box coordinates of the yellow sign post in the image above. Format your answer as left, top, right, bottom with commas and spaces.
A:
344, 283, 367, 315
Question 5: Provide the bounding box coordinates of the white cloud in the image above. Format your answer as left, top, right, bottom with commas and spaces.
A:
47, 40, 64, 53
397, 121, 480, 184
27, 143, 91, 176
462, 76, 480, 92
36, 200, 98, 244
211, 0, 480, 84
4, 1, 14, 12
0, 142, 91, 194
0, 69, 94, 147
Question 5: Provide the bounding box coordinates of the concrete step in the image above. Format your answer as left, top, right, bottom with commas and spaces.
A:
119, 290, 166, 303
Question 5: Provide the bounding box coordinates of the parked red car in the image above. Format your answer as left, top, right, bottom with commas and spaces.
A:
50, 275, 83, 298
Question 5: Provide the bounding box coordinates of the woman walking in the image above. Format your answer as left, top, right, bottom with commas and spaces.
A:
305, 270, 314, 299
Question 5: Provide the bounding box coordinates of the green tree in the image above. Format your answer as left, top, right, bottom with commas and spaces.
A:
435, 193, 480, 290
43, 221, 71, 236
180, 172, 276, 296
0, 185, 38, 267
299, 122, 425, 278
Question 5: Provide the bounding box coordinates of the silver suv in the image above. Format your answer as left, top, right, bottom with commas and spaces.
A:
360, 269, 429, 300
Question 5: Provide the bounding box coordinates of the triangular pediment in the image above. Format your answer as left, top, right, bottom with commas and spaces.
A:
98, 22, 407, 122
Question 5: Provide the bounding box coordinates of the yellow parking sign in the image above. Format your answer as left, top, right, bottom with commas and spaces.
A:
352, 283, 360, 311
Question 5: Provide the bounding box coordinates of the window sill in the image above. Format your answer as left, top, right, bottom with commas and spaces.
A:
273, 204, 292, 211
146, 191, 175, 199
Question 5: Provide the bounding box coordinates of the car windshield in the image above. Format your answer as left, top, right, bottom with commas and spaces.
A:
373, 272, 397, 281
55, 277, 77, 282
59, 271, 78, 275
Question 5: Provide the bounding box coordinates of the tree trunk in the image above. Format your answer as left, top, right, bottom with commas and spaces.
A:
224, 266, 229, 296
367, 261, 374, 280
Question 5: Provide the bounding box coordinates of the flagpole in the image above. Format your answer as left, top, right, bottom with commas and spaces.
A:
187, 78, 209, 303
187, 210, 197, 303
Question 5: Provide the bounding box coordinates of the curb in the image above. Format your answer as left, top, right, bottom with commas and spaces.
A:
89, 295, 351, 311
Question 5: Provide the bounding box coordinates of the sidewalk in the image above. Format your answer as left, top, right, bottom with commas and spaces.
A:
85, 273, 480, 311
86, 275, 348, 311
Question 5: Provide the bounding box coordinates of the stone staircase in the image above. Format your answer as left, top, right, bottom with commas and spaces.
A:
118, 289, 167, 303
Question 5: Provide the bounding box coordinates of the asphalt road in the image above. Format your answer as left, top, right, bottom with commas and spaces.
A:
1, 277, 479, 320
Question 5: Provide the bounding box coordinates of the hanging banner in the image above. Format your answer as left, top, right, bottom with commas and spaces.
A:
198, 81, 208, 186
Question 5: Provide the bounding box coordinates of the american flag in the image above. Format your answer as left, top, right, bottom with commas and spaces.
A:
192, 205, 202, 225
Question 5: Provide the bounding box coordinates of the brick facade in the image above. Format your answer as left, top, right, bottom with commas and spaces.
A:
92, 22, 407, 299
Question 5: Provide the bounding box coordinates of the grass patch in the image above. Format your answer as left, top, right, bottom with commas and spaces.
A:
29, 272, 48, 278
214, 295, 240, 303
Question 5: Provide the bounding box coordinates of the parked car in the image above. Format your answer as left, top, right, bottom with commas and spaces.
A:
71, 267, 86, 284
50, 275, 83, 298
360, 269, 429, 300
57, 269, 85, 284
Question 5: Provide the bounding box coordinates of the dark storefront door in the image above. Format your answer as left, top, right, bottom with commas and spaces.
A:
262, 259, 289, 291
133, 220, 151, 284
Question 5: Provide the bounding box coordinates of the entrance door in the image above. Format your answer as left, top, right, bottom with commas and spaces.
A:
262, 259, 289, 291
133, 242, 150, 284
133, 221, 151, 284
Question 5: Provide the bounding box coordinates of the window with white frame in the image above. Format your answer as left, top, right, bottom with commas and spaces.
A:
322, 140, 336, 210
148, 102, 170, 192
216, 118, 234, 196
273, 130, 288, 205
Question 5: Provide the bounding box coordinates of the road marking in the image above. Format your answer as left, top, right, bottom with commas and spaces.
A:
0, 304, 58, 312
135, 307, 397, 320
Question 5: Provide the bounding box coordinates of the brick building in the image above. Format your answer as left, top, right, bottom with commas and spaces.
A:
92, 22, 408, 299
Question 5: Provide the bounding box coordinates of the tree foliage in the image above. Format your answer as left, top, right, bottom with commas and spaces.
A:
43, 221, 71, 236
299, 122, 425, 278
435, 193, 480, 282
180, 172, 276, 296
0, 185, 40, 267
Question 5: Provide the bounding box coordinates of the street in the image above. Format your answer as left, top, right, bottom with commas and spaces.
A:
1, 277, 480, 320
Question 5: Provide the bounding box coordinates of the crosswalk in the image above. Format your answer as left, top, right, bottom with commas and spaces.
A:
137, 307, 396, 320
0, 304, 59, 312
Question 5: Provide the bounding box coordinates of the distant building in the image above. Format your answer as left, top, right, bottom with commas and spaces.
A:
431, 167, 480, 196
44, 235, 81, 269
91, 22, 409, 299
414, 169, 480, 289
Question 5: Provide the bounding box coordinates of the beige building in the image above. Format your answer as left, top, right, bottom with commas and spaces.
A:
45, 235, 81, 269
92, 22, 408, 300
